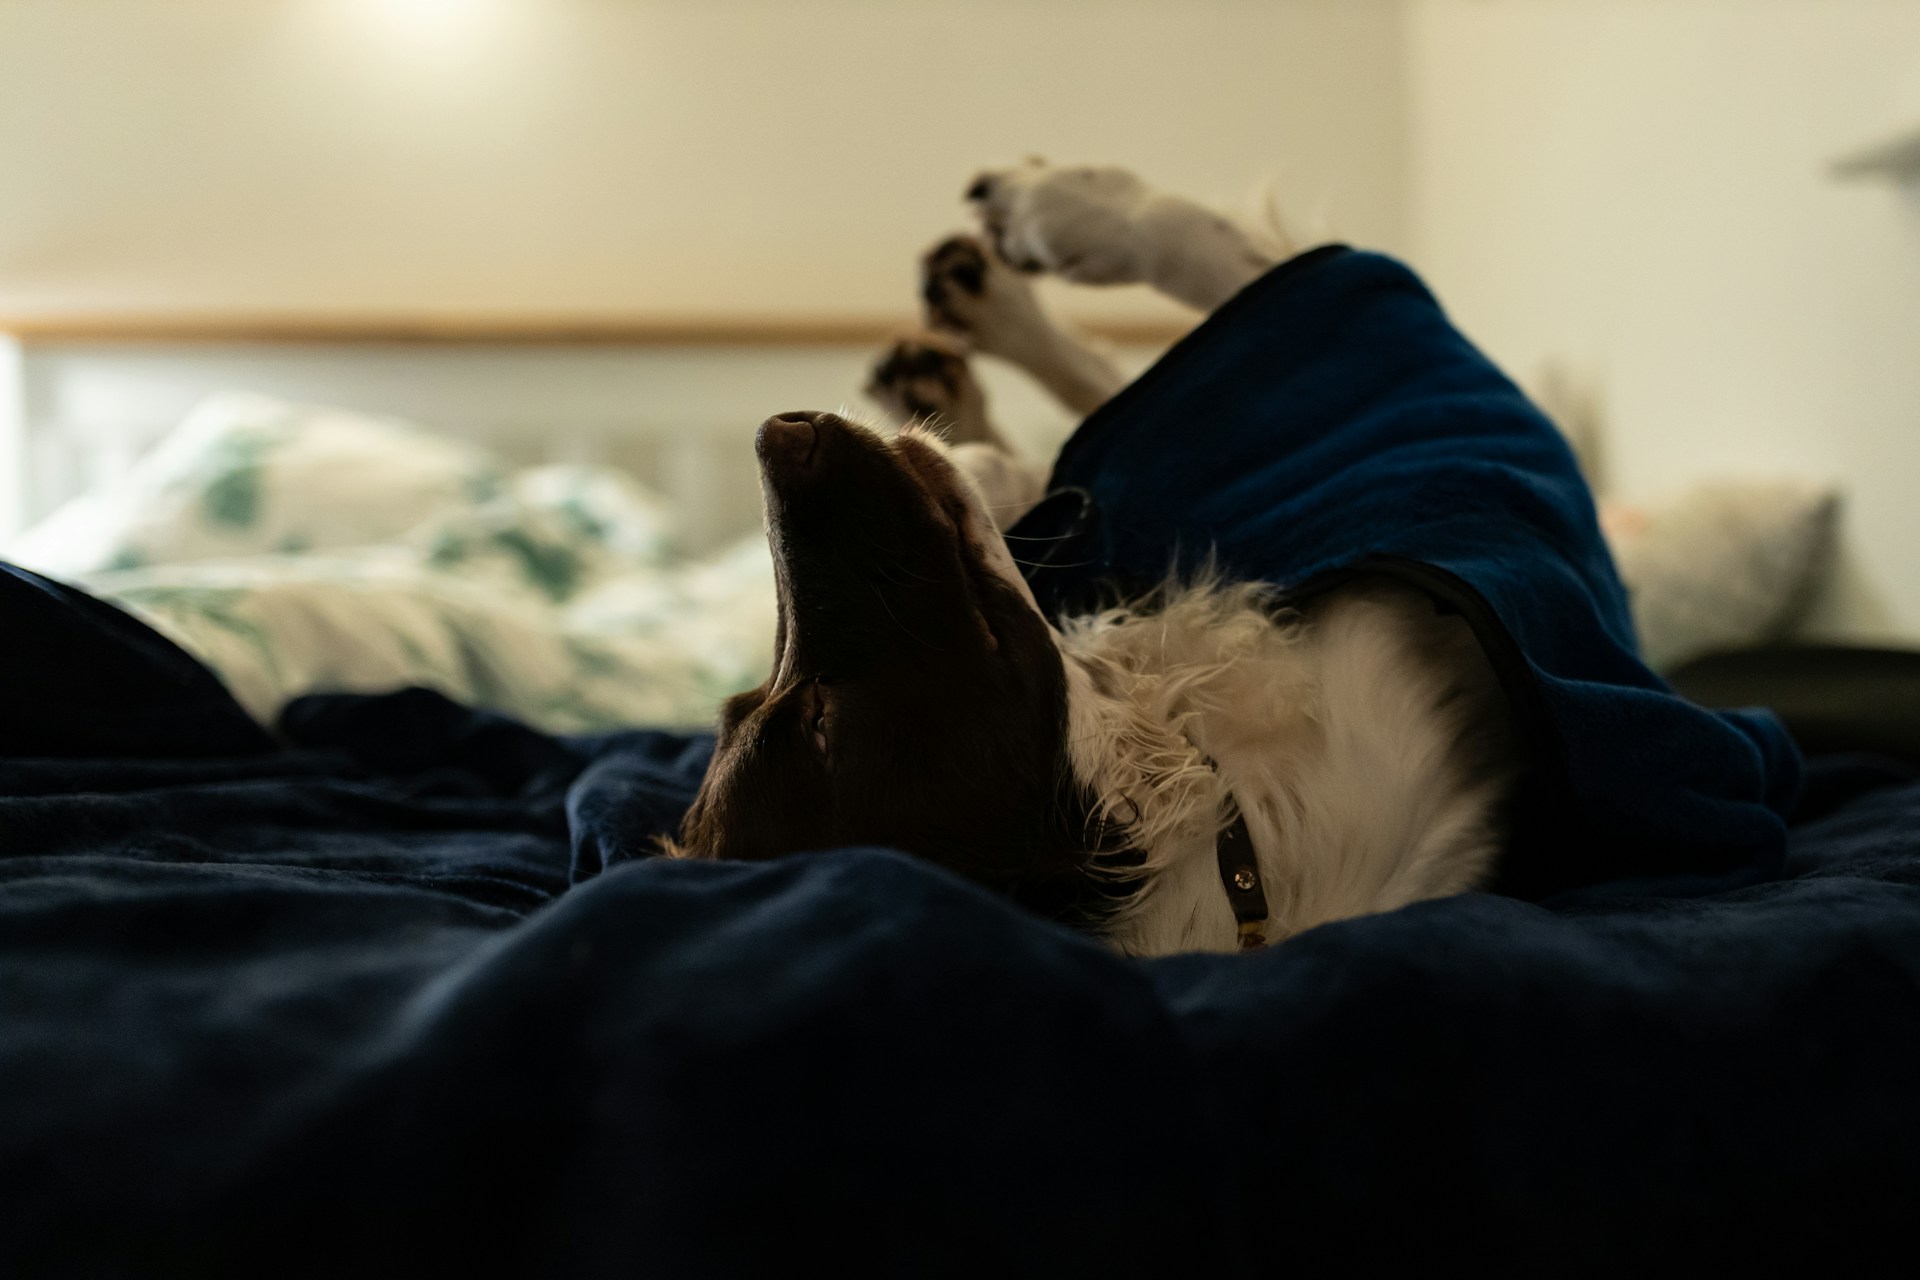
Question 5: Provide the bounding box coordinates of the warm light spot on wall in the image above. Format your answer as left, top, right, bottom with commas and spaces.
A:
372, 0, 485, 34
331, 0, 515, 58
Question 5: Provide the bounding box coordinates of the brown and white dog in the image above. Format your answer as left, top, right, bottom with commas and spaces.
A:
672, 162, 1516, 956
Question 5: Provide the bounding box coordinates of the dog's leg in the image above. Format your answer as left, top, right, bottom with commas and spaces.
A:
920, 235, 1127, 419
865, 332, 1046, 528
966, 162, 1288, 313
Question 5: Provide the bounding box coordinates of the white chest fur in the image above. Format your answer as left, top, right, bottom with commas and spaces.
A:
1060, 580, 1514, 956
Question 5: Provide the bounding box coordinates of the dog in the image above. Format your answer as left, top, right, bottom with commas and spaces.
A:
671, 161, 1517, 956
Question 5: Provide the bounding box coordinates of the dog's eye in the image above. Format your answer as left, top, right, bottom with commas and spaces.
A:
803, 679, 832, 761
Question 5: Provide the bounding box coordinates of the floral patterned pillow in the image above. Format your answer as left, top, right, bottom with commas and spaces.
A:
8, 392, 508, 576
6, 392, 679, 596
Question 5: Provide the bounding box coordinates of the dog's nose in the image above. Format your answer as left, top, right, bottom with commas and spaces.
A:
756, 411, 835, 475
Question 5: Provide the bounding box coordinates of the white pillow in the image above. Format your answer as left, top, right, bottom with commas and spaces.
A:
1603, 481, 1840, 672
6, 392, 505, 578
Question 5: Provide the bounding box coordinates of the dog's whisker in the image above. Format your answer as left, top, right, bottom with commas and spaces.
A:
864, 577, 940, 649
863, 540, 959, 583
873, 560, 960, 587
1007, 557, 1096, 570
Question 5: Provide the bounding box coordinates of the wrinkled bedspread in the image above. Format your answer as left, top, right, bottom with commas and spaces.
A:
3, 562, 1919, 1275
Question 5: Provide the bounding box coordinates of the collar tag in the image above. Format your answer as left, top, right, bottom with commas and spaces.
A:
1214, 807, 1269, 951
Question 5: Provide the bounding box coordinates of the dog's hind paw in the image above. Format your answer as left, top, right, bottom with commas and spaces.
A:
964, 161, 1155, 287
865, 331, 1002, 448
966, 160, 1278, 312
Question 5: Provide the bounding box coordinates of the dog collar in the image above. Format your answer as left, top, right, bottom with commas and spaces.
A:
1181, 747, 1271, 951
1214, 796, 1269, 951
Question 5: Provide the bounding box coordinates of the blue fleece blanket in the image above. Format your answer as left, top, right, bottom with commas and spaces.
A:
4, 249, 1916, 1273
2, 584, 1917, 1273
1007, 246, 1800, 904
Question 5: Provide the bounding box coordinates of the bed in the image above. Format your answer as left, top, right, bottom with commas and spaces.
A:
4, 560, 1918, 1273
4, 288, 1917, 1273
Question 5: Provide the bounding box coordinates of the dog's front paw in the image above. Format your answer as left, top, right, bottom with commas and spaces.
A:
965, 160, 1154, 287
865, 331, 999, 447
919, 234, 1054, 358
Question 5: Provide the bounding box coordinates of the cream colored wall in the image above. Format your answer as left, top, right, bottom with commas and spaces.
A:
0, 0, 1409, 323
1404, 0, 1920, 640
14, 0, 1920, 641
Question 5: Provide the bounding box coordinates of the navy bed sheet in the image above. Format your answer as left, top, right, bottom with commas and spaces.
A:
3, 562, 1920, 1275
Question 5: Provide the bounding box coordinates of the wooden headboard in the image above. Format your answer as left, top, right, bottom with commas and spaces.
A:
0, 313, 1186, 347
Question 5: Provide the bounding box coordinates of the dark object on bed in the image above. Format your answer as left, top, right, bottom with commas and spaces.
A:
1671, 644, 1920, 771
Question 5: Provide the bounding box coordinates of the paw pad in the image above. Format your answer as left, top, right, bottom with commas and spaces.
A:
920, 235, 989, 321
866, 334, 973, 425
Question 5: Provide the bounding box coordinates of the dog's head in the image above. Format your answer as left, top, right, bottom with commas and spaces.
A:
672, 411, 1108, 920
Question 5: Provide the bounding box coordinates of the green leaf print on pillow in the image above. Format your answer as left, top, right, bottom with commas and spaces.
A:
194, 432, 277, 530
490, 527, 582, 601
